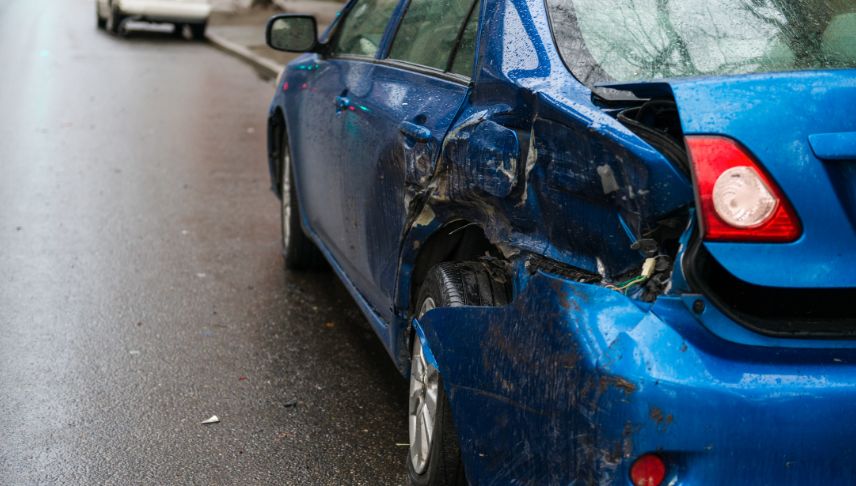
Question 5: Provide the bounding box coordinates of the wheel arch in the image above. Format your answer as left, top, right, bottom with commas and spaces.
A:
397, 218, 506, 319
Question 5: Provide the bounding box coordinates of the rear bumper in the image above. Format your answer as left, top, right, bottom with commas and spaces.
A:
117, 1, 210, 22
417, 270, 856, 484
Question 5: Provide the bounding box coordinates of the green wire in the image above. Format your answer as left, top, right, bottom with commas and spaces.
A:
613, 275, 647, 291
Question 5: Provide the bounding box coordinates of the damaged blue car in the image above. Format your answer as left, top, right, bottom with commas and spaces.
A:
264, 0, 856, 483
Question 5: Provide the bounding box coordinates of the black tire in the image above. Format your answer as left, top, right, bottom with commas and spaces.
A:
96, 5, 107, 29
408, 261, 509, 486
279, 130, 325, 271
108, 4, 125, 35
416, 261, 509, 312
190, 22, 207, 41
173, 23, 185, 38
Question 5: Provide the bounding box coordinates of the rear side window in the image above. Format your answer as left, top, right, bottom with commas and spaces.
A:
330, 0, 400, 57
546, 0, 856, 86
388, 0, 480, 74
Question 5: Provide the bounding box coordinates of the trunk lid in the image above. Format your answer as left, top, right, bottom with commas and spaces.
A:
624, 70, 856, 288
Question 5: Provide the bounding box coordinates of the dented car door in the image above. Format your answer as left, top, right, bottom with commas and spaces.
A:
332, 0, 481, 318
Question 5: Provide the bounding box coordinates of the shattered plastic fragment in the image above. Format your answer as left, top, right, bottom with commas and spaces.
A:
597, 164, 619, 194
414, 205, 436, 227
201, 415, 220, 425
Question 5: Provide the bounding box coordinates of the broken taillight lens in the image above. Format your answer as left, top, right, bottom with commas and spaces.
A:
686, 135, 801, 242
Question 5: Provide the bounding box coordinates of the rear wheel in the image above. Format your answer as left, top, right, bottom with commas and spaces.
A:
96, 4, 107, 29
408, 261, 509, 486
279, 130, 325, 271
190, 22, 207, 40
107, 4, 125, 35
173, 23, 186, 38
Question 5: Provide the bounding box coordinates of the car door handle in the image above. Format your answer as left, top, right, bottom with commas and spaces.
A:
335, 95, 351, 111
399, 121, 432, 143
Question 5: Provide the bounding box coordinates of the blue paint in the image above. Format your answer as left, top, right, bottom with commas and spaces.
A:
265, 0, 856, 482
809, 131, 856, 160
443, 118, 520, 198
412, 318, 439, 370
290, 59, 468, 323
419, 272, 856, 484
668, 72, 856, 288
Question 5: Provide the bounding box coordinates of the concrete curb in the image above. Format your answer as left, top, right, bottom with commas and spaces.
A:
206, 30, 284, 78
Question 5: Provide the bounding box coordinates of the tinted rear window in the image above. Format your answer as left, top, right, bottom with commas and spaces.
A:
546, 0, 856, 85
388, 0, 478, 74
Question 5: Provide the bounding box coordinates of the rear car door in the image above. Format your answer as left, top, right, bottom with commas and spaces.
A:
331, 0, 481, 321
289, 0, 400, 285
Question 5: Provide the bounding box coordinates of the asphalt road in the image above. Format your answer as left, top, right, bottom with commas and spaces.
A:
0, 1, 408, 484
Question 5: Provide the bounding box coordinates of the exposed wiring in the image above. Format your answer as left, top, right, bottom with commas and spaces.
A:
605, 258, 657, 293
605, 275, 647, 292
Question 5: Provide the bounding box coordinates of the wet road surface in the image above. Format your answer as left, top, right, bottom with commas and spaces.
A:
0, 1, 408, 484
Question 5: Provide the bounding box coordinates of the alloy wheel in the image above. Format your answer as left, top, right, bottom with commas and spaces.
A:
409, 297, 439, 474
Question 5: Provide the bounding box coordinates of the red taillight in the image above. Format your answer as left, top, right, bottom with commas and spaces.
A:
686, 135, 801, 242
630, 454, 666, 486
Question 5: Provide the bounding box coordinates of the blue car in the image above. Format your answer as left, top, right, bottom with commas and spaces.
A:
264, 0, 856, 484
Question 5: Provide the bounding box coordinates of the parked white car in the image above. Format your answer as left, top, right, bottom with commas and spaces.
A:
96, 0, 211, 39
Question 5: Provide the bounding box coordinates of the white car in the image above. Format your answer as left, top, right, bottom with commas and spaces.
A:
96, 0, 211, 39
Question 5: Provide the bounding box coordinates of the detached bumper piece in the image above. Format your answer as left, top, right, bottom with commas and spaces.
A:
417, 271, 856, 484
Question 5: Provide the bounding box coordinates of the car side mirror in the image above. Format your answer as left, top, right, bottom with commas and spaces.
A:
266, 14, 318, 52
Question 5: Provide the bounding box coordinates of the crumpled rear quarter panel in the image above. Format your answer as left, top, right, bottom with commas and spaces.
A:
417, 271, 856, 484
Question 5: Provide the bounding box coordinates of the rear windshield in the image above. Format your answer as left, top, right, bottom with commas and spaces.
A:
546, 0, 856, 86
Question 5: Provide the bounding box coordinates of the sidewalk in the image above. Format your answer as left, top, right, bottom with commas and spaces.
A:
206, 0, 344, 77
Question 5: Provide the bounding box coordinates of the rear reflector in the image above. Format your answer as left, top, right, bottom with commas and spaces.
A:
686, 136, 801, 242
630, 453, 666, 486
